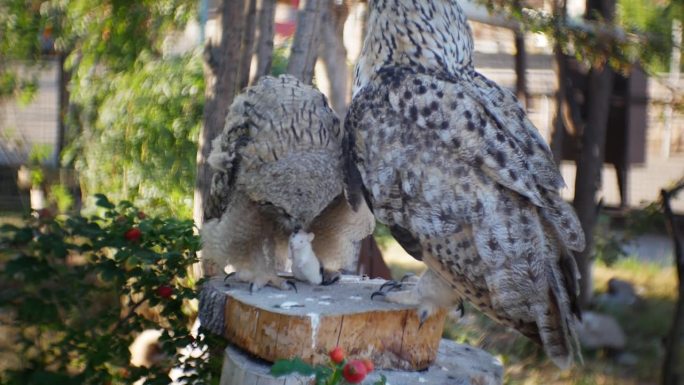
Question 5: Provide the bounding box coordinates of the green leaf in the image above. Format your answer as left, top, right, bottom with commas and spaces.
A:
314, 366, 333, 385
94, 194, 115, 209
270, 358, 316, 377
0, 223, 20, 232
0, 194, 209, 384
374, 374, 388, 385
8, 227, 33, 244
18, 297, 59, 324
4, 255, 54, 281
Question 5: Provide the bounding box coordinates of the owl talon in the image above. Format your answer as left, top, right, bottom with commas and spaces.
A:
400, 273, 418, 283
457, 301, 465, 317
321, 271, 341, 286
379, 280, 400, 292
370, 290, 386, 300
223, 272, 237, 286
249, 282, 257, 294
286, 280, 298, 293
390, 282, 404, 291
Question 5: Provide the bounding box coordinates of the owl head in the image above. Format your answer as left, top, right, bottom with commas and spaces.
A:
289, 229, 315, 251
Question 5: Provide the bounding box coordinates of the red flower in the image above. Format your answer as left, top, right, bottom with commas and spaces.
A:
124, 227, 142, 242
329, 346, 345, 364
342, 360, 367, 384
37, 208, 52, 220
361, 358, 374, 373
156, 285, 173, 298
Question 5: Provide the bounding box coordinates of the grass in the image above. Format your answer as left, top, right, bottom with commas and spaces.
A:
377, 238, 679, 385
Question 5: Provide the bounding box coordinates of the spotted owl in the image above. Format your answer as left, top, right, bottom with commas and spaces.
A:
201, 75, 374, 291
344, 0, 585, 368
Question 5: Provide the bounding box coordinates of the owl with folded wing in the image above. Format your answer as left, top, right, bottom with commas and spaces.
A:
344, 0, 585, 368
202, 75, 374, 291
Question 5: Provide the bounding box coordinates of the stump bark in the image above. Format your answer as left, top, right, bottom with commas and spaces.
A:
200, 275, 447, 370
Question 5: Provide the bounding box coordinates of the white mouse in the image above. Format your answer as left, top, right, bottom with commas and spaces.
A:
288, 230, 322, 285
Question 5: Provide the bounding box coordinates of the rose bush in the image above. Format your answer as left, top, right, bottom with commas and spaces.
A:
0, 194, 225, 385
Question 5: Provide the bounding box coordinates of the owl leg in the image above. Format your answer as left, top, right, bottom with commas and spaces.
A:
249, 274, 297, 293
400, 272, 420, 284
251, 236, 298, 292
227, 270, 297, 293
371, 273, 419, 294
321, 269, 341, 286
372, 270, 460, 327
374, 287, 438, 327
223, 233, 298, 292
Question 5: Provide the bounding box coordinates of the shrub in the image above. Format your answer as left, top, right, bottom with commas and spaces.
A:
0, 195, 221, 385
271, 346, 386, 385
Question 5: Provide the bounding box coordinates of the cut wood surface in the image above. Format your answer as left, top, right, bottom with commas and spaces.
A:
219, 339, 504, 385
200, 275, 447, 370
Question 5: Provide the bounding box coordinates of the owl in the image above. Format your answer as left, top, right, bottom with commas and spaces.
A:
202, 75, 374, 291
344, 0, 585, 368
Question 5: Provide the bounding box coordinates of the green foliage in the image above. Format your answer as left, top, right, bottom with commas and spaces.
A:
28, 144, 52, 165
623, 201, 665, 235
1, 0, 201, 218
271, 357, 386, 385
480, 0, 679, 73
271, 43, 291, 77
0, 71, 38, 103
372, 223, 394, 249
593, 204, 665, 266
67, 52, 204, 218
0, 195, 222, 385
47, 184, 74, 213
56, 0, 202, 218
49, 0, 196, 71
29, 168, 44, 187
593, 213, 628, 266
0, 0, 44, 99
271, 358, 318, 377
618, 0, 681, 72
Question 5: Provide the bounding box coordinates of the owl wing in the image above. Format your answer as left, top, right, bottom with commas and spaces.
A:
467, 69, 562, 186
345, 67, 584, 366
391, 68, 583, 252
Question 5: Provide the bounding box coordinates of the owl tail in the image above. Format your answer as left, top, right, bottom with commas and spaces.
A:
535, 255, 583, 369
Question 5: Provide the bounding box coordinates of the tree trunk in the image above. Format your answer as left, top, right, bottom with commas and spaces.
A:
287, 0, 325, 84
55, 53, 70, 166
357, 236, 391, 280
253, 0, 276, 82
512, 9, 528, 109
661, 182, 684, 385
550, 48, 567, 165
571, 0, 616, 308
572, 64, 615, 307
238, 0, 258, 90
549, 0, 568, 165
317, 1, 351, 115
194, 0, 247, 276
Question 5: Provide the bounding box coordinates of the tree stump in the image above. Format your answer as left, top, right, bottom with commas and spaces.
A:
219, 339, 504, 385
199, 275, 447, 370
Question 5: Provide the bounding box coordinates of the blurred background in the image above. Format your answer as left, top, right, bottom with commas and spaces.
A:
0, 0, 683, 384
